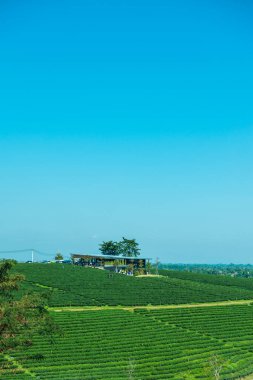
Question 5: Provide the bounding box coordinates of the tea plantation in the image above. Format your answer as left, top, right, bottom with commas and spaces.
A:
159, 269, 253, 291
14, 264, 253, 306
3, 305, 253, 379
4, 264, 253, 379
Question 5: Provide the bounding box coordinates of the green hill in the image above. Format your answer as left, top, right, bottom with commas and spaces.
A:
4, 263, 253, 379
15, 263, 253, 306
3, 305, 253, 379
159, 268, 253, 290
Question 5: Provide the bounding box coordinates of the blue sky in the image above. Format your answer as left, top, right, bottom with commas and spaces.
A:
0, 0, 253, 263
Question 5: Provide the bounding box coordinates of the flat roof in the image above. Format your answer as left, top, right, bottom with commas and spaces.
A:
71, 253, 151, 260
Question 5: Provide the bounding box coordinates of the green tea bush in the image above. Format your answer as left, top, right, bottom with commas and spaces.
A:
14, 264, 253, 307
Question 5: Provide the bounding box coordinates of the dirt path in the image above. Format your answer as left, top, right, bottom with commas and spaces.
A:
49, 298, 253, 312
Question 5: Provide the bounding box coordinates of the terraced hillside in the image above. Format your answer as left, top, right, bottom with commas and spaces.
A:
3, 304, 253, 379
5, 264, 253, 379
159, 269, 253, 291
15, 264, 253, 306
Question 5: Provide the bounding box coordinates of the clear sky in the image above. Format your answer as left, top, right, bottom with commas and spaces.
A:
0, 0, 253, 263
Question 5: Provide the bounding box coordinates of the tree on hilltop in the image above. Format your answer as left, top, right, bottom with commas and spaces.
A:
99, 238, 141, 257
118, 237, 140, 257
55, 252, 63, 261
99, 241, 119, 256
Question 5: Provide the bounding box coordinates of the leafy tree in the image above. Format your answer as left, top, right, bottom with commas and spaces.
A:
0, 260, 57, 361
99, 240, 119, 256
118, 237, 140, 257
55, 252, 63, 261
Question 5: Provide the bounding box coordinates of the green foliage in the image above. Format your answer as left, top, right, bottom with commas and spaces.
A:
99, 237, 140, 257
14, 263, 253, 307
54, 252, 63, 261
0, 259, 24, 300
159, 263, 253, 278
0, 260, 56, 361
55, 252, 63, 261
4, 306, 253, 379
159, 269, 253, 291
99, 240, 120, 256
118, 237, 140, 257
205, 355, 229, 380
4, 262, 253, 379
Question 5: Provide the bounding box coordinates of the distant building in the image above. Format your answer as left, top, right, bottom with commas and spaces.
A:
71, 253, 149, 271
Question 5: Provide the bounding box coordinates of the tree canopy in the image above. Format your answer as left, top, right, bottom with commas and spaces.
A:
99, 240, 120, 256
0, 260, 57, 357
99, 237, 140, 257
55, 252, 63, 261
118, 237, 140, 257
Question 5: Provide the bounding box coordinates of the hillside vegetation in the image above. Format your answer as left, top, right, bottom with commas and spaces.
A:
159, 269, 253, 290
15, 264, 253, 306
3, 264, 253, 379
2, 305, 253, 379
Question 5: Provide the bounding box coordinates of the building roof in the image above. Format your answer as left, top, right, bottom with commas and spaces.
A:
71, 253, 151, 260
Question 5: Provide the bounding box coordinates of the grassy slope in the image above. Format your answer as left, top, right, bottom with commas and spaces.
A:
5, 265, 253, 379
159, 269, 253, 290
15, 264, 253, 307
6, 306, 253, 379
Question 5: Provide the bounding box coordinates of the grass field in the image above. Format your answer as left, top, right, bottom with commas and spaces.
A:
4, 264, 253, 379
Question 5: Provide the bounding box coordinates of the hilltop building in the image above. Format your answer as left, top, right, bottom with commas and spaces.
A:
71, 253, 149, 271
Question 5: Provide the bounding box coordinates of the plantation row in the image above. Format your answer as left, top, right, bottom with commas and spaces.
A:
15, 264, 253, 306
136, 304, 253, 378
6, 307, 253, 379
0, 355, 30, 379
159, 269, 253, 291
137, 304, 253, 351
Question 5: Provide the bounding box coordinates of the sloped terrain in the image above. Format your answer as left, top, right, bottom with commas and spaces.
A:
15, 264, 253, 307
4, 306, 253, 379
5, 264, 253, 379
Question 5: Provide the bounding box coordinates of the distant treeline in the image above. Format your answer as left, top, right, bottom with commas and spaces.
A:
159, 263, 253, 278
